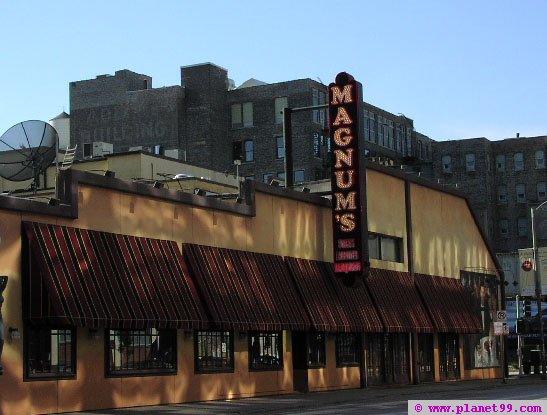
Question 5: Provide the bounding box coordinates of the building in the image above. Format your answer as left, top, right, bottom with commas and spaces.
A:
0, 159, 502, 414
69, 63, 433, 186
431, 135, 547, 293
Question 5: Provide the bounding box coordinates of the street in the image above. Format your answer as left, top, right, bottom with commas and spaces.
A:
70, 377, 547, 415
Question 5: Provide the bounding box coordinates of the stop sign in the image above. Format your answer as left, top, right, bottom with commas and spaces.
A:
522, 260, 533, 272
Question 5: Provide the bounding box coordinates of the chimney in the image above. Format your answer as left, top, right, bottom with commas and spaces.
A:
516, 133, 520, 138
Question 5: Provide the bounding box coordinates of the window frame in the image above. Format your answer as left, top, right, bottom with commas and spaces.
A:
105, 328, 177, 378
243, 139, 254, 162
465, 153, 476, 172
495, 154, 506, 172
293, 169, 305, 184
441, 155, 452, 173
274, 97, 288, 124
514, 152, 524, 171
497, 185, 507, 203
517, 217, 529, 237
535, 150, 545, 169
516, 183, 526, 203
249, 331, 283, 371
231, 102, 253, 128
24, 325, 77, 381
537, 182, 547, 201
194, 330, 234, 374
276, 136, 285, 159
499, 219, 509, 238
368, 233, 403, 263
335, 332, 361, 367
307, 332, 326, 368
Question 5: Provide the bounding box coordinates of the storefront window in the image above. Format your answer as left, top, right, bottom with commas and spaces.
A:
249, 331, 283, 370
195, 330, 233, 372
106, 329, 176, 376
307, 332, 326, 367
25, 326, 76, 380
335, 333, 360, 367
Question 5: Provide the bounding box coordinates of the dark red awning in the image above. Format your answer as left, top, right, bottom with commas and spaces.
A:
183, 244, 310, 331
285, 257, 383, 332
414, 273, 483, 333
365, 269, 434, 333
23, 221, 209, 329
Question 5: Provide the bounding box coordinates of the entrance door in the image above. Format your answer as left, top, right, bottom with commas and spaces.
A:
390, 333, 410, 384
439, 333, 460, 380
365, 333, 384, 385
292, 331, 308, 392
417, 333, 434, 382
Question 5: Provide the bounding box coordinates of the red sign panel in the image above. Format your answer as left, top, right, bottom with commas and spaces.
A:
522, 260, 533, 272
329, 72, 370, 285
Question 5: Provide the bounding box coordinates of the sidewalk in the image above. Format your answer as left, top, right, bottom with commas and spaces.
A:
70, 375, 546, 415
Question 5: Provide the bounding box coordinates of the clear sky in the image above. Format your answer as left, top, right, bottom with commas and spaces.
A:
1, 0, 546, 141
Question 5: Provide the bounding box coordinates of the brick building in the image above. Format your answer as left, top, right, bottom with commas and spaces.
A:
69, 63, 433, 185
431, 135, 547, 257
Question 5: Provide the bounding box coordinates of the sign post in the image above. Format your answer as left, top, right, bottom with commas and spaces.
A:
328, 72, 369, 287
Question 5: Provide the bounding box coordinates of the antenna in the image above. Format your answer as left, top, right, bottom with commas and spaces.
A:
0, 120, 58, 192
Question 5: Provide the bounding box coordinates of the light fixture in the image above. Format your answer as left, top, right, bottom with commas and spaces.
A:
300, 187, 310, 193
9, 327, 20, 341
194, 188, 206, 196
269, 179, 280, 187
104, 170, 115, 178
235, 197, 243, 204
153, 181, 164, 189
48, 198, 59, 206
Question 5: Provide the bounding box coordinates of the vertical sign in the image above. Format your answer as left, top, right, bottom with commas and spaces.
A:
328, 72, 370, 286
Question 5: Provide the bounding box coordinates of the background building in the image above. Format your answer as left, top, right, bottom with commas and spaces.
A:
69, 63, 433, 186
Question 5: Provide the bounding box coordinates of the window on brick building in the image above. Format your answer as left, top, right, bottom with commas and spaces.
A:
497, 185, 507, 203
244, 140, 254, 162
537, 182, 547, 201
517, 217, 529, 237
516, 184, 526, 203
535, 150, 545, 169
274, 97, 288, 124
335, 333, 360, 367
514, 152, 524, 171
276, 136, 285, 159
496, 154, 506, 171
25, 326, 76, 380
442, 155, 452, 173
263, 173, 275, 184
499, 219, 509, 238
195, 331, 234, 372
465, 154, 476, 172
231, 102, 253, 128
312, 88, 326, 126
249, 332, 283, 370
368, 233, 403, 263
294, 169, 305, 184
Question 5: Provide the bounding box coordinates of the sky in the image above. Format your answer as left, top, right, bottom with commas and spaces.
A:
1, 0, 546, 142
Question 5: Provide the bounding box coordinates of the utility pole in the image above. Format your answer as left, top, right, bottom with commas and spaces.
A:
531, 200, 546, 379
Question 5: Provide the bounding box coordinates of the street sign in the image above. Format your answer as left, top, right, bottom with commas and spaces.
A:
494, 322, 509, 336
496, 310, 507, 323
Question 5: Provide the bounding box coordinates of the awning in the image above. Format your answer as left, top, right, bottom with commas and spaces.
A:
365, 269, 434, 333
183, 244, 310, 331
285, 257, 383, 332
414, 273, 483, 333
23, 221, 209, 329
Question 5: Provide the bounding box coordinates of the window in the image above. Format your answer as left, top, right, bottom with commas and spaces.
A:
312, 88, 326, 126
377, 116, 384, 146
249, 331, 283, 370
535, 150, 545, 169
231, 102, 253, 128
307, 332, 326, 367
442, 155, 452, 173
294, 169, 305, 184
244, 175, 255, 181
497, 185, 507, 203
106, 329, 176, 376
83, 143, 92, 158
499, 219, 509, 237
244, 140, 254, 162
465, 153, 476, 172
496, 154, 505, 171
276, 136, 285, 159
369, 112, 376, 143
195, 331, 233, 372
516, 184, 526, 203
517, 217, 529, 237
538, 182, 547, 201
25, 326, 76, 380
335, 333, 360, 367
368, 233, 403, 263
514, 152, 524, 171
275, 97, 288, 124
417, 141, 423, 159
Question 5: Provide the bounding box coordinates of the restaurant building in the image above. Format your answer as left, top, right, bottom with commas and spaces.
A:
0, 162, 502, 414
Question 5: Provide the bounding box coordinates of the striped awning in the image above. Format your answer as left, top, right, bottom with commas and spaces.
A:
414, 273, 483, 333
285, 257, 383, 332
365, 269, 434, 333
183, 244, 310, 331
23, 221, 209, 329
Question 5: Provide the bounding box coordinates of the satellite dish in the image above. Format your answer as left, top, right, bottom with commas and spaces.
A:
0, 120, 58, 183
